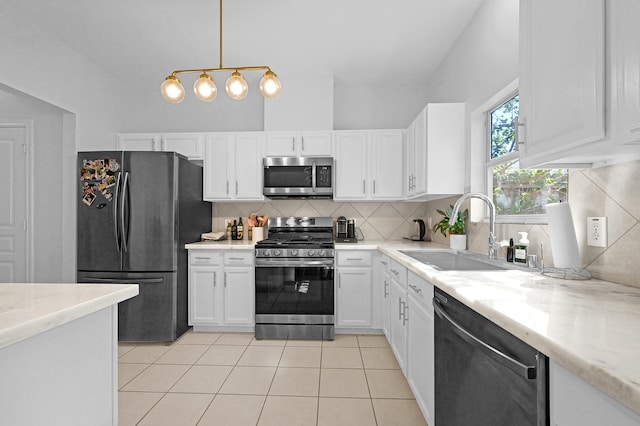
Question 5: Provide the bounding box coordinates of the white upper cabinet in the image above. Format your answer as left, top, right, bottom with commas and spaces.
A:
265, 131, 332, 157
405, 103, 464, 200
334, 130, 404, 201
519, 0, 640, 168
118, 133, 205, 161
203, 132, 264, 201
610, 0, 640, 146
518, 0, 605, 167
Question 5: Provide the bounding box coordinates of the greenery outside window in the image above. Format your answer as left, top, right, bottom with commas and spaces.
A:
487, 93, 568, 222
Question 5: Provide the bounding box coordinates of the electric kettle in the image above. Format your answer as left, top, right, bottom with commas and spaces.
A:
411, 219, 426, 241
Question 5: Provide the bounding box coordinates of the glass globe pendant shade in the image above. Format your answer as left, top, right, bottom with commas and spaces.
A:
193, 73, 217, 102
160, 75, 185, 103
225, 71, 249, 100
259, 70, 281, 99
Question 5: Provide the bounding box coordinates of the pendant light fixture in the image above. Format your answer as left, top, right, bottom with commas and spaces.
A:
160, 0, 281, 103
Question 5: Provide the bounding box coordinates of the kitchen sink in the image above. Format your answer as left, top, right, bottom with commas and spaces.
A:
399, 250, 509, 271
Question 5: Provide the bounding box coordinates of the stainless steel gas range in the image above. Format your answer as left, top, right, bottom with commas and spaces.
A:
254, 217, 335, 340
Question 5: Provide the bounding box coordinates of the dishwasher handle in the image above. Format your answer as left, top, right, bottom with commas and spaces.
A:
433, 297, 537, 380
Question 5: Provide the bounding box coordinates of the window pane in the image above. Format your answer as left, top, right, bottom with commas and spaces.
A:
490, 94, 519, 159
492, 159, 568, 215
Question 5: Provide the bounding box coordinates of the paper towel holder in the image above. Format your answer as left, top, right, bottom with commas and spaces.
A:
539, 242, 591, 280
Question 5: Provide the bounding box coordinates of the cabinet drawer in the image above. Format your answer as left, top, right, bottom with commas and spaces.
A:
337, 251, 373, 267
389, 259, 407, 288
224, 251, 254, 266
407, 271, 433, 307
189, 251, 223, 266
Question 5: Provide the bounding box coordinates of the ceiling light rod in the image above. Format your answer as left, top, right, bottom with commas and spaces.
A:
160, 0, 281, 103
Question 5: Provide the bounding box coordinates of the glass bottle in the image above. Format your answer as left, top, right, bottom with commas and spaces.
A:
231, 220, 237, 240
237, 217, 244, 240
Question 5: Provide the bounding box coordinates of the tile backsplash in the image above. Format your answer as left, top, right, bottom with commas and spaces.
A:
212, 200, 429, 242
210, 160, 639, 289
425, 160, 640, 289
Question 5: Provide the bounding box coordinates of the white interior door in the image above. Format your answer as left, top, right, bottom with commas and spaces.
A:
0, 126, 28, 282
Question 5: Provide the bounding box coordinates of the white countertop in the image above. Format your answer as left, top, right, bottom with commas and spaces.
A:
185, 238, 640, 414
378, 245, 640, 417
0, 283, 139, 350
186, 240, 256, 249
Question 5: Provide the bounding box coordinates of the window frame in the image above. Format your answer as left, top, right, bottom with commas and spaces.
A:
485, 90, 555, 225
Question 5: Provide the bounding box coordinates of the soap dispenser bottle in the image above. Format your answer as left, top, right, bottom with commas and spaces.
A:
514, 232, 529, 264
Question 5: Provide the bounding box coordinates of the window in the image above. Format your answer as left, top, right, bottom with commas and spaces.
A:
487, 94, 568, 221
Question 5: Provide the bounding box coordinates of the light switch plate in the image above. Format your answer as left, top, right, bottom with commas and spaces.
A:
587, 217, 607, 248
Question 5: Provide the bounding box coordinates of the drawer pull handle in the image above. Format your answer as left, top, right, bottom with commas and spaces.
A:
195, 257, 211, 260
228, 257, 245, 260
346, 258, 363, 261
391, 269, 399, 275
409, 284, 422, 294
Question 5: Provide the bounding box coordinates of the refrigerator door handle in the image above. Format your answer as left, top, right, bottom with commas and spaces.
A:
113, 172, 122, 252
84, 277, 164, 284
121, 171, 130, 252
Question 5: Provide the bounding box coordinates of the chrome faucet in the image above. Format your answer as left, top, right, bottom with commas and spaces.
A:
449, 193, 499, 259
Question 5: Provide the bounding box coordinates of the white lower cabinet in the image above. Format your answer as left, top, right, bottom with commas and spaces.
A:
188, 249, 254, 331
336, 251, 373, 329
406, 271, 435, 426
377, 253, 392, 339
550, 360, 640, 426
389, 259, 408, 373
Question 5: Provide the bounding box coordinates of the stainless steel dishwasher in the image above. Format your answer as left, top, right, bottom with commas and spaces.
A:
433, 288, 548, 426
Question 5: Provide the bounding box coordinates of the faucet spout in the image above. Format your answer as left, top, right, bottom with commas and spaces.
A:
450, 193, 498, 259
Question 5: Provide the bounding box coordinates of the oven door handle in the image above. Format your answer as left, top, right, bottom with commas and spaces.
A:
255, 259, 334, 268
433, 297, 537, 380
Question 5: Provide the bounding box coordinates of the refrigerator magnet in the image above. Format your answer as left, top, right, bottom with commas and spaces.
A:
82, 192, 96, 206
101, 189, 113, 201
106, 158, 120, 172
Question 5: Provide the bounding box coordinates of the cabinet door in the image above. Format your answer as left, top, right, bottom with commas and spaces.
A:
334, 131, 368, 199
203, 134, 233, 200
389, 278, 407, 373
407, 289, 435, 426
299, 132, 332, 156
118, 133, 158, 151
409, 108, 427, 196
611, 0, 640, 145
425, 103, 464, 194
160, 133, 205, 160
336, 268, 372, 328
233, 133, 264, 200
189, 267, 223, 325
550, 360, 640, 426
265, 132, 297, 156
519, 0, 605, 166
223, 268, 255, 325
370, 130, 404, 200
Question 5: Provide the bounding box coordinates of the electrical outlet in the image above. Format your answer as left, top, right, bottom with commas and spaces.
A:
587, 217, 607, 248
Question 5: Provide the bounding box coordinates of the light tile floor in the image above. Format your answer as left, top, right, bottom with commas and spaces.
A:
118, 332, 428, 426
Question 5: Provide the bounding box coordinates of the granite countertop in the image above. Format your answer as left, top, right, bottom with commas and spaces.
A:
0, 283, 139, 350
184, 238, 640, 414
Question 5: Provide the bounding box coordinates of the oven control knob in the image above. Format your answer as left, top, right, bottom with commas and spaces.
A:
307, 249, 315, 256
273, 249, 281, 256
263, 249, 270, 256
291, 249, 299, 256
319, 250, 326, 257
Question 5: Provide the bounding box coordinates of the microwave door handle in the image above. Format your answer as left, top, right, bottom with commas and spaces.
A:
312, 160, 317, 192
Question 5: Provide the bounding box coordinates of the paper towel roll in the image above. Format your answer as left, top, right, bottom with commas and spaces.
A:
545, 202, 581, 268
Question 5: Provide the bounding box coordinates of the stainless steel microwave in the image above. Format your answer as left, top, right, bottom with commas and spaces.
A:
263, 157, 333, 199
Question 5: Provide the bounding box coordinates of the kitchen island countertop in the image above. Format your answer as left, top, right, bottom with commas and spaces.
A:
0, 283, 138, 350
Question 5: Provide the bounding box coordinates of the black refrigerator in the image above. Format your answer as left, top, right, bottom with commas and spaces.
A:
76, 151, 211, 342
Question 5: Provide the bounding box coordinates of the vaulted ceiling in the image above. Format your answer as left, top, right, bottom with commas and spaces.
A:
3, 0, 485, 90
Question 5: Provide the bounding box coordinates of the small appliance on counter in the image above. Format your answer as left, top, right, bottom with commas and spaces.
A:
335, 216, 358, 243
404, 218, 427, 241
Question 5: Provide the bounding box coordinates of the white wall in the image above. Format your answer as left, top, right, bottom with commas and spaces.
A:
423, 0, 519, 190
0, 11, 135, 282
